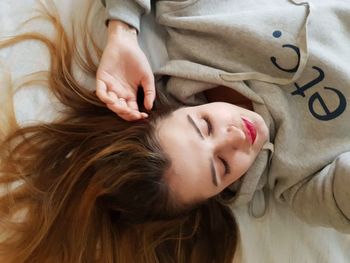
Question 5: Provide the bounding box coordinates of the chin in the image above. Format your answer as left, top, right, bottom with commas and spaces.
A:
255, 116, 269, 146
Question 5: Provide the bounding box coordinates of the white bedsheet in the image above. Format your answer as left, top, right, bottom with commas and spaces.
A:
1, 0, 349, 262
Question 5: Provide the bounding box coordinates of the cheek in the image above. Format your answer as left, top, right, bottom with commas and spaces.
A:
228, 153, 256, 182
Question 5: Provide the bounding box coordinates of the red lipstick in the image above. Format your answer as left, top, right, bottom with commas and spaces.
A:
242, 117, 257, 145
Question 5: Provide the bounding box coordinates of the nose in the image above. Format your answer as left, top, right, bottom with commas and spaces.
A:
215, 125, 246, 150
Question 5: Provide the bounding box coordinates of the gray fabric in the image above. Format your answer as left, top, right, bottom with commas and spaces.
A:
154, 0, 350, 233
101, 0, 150, 31
283, 152, 350, 233
102, 0, 350, 233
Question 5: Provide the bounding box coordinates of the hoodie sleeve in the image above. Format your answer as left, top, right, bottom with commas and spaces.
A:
282, 152, 350, 234
100, 0, 151, 32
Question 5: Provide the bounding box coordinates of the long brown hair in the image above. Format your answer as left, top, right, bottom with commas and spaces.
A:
0, 1, 239, 262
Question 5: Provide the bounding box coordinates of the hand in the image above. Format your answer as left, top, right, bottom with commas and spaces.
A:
96, 20, 155, 121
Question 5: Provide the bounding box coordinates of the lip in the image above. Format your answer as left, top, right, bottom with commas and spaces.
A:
242, 117, 257, 145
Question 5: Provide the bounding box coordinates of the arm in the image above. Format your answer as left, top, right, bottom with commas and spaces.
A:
282, 152, 350, 233
96, 0, 155, 121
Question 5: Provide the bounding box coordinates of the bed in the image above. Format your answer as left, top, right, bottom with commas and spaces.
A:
1, 0, 349, 262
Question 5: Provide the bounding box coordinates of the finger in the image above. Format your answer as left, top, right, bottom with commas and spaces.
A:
107, 93, 135, 116
126, 98, 149, 119
107, 91, 126, 107
119, 99, 148, 119
108, 92, 139, 115
107, 103, 146, 121
109, 92, 148, 119
98, 81, 147, 120
140, 112, 149, 118
96, 79, 114, 104
127, 101, 148, 118
141, 74, 156, 111
127, 99, 139, 112
105, 94, 142, 119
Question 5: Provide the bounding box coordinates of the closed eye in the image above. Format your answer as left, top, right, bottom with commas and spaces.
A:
203, 116, 213, 135
219, 157, 230, 175
203, 117, 230, 175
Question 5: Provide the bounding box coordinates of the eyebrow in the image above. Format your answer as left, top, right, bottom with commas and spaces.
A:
186, 114, 218, 187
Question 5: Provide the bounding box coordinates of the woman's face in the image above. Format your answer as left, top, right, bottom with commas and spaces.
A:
157, 102, 269, 204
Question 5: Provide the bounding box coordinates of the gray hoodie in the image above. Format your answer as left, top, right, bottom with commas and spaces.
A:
102, 0, 350, 234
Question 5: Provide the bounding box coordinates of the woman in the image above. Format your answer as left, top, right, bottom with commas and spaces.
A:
97, 0, 350, 232
1, 0, 350, 263
0, 2, 238, 263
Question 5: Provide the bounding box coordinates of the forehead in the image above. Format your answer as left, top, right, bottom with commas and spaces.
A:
156, 107, 212, 203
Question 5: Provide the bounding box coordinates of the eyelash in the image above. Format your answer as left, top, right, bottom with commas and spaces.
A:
203, 116, 230, 175
219, 157, 230, 175
203, 116, 213, 135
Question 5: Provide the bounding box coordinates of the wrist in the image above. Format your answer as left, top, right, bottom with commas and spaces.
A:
107, 20, 137, 39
